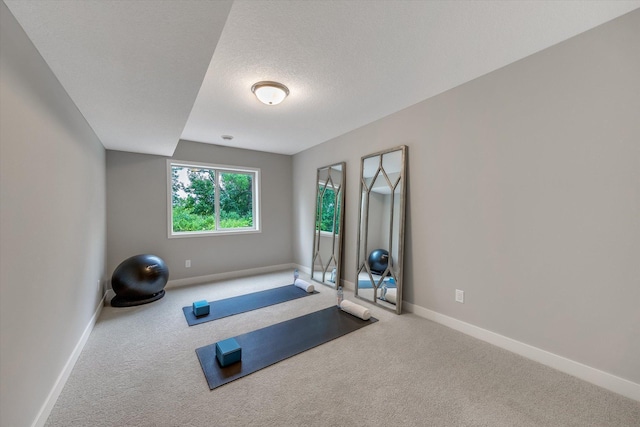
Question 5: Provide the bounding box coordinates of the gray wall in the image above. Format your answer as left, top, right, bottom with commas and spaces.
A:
0, 3, 107, 427
293, 10, 640, 384
106, 140, 293, 282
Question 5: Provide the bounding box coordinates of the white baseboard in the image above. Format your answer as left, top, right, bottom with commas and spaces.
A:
403, 301, 640, 402
31, 294, 106, 427
341, 278, 355, 292
104, 288, 116, 305
165, 263, 297, 289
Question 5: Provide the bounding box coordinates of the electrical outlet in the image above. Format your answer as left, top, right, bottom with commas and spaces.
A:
185, 260, 191, 268
455, 289, 464, 303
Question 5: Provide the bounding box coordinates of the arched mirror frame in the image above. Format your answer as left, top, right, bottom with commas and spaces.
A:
355, 146, 407, 314
311, 162, 346, 289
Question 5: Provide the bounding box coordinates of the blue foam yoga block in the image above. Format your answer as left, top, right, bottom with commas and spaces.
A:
216, 337, 242, 367
192, 300, 210, 317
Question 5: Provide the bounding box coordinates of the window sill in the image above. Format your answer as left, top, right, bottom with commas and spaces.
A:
168, 229, 261, 239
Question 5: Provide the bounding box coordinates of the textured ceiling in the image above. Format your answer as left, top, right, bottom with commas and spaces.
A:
5, 0, 640, 156
4, 0, 232, 156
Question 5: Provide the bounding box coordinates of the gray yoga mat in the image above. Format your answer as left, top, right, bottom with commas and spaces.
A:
182, 284, 318, 326
196, 305, 377, 389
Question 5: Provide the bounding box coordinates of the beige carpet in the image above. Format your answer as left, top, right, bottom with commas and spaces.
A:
45, 270, 640, 426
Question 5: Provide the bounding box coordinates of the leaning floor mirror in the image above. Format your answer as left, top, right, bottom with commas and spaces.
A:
311, 162, 346, 288
355, 146, 407, 314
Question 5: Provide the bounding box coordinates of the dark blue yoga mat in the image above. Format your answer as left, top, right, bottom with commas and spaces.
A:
182, 285, 318, 326
196, 305, 377, 389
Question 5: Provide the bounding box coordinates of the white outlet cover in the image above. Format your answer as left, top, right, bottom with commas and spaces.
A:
185, 260, 191, 268
455, 289, 464, 303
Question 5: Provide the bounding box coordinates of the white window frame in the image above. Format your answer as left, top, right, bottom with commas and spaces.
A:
167, 159, 261, 238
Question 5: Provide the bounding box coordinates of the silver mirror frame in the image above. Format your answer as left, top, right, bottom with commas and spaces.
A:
355, 146, 407, 314
311, 162, 346, 289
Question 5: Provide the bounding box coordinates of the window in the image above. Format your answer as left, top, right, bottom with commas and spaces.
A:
167, 160, 260, 237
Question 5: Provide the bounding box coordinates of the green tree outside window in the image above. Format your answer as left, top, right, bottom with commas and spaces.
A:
170, 164, 256, 233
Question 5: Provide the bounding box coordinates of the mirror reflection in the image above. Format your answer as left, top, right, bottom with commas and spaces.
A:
311, 162, 345, 288
356, 146, 407, 313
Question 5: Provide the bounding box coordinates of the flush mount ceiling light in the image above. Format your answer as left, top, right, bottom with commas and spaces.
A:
251, 81, 289, 105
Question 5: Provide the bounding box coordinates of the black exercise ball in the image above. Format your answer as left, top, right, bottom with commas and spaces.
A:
110, 254, 169, 307
368, 249, 389, 275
